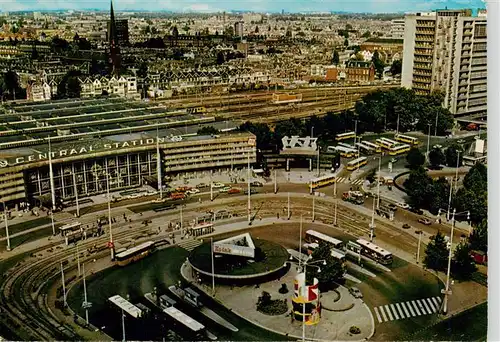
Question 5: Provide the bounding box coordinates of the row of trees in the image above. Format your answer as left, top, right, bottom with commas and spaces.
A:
0, 71, 26, 101
355, 88, 454, 135
406, 144, 465, 171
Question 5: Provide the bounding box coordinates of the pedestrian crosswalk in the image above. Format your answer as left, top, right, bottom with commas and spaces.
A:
373, 296, 442, 323
177, 239, 203, 251
336, 177, 365, 186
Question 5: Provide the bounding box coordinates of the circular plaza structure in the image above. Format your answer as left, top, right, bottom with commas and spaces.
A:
187, 236, 289, 285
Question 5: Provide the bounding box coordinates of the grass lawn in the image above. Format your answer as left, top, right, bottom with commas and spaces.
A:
0, 217, 51, 238
408, 302, 487, 341
0, 226, 60, 252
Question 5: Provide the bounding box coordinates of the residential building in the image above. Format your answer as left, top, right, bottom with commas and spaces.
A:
26, 79, 52, 102
402, 9, 487, 115
390, 19, 405, 39
345, 60, 375, 82
79, 75, 139, 99
234, 21, 244, 38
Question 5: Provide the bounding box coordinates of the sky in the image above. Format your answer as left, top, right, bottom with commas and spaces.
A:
0, 0, 486, 14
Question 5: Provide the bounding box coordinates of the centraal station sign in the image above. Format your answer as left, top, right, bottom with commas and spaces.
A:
0, 137, 169, 168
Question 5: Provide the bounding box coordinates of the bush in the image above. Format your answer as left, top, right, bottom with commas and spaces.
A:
256, 291, 288, 315
350, 326, 361, 334
278, 283, 289, 294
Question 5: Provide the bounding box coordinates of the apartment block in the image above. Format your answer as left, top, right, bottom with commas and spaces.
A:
401, 9, 486, 116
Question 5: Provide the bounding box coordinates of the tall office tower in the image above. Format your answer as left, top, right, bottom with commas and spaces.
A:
402, 9, 487, 116
234, 21, 244, 38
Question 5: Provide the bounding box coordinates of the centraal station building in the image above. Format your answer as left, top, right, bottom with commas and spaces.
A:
0, 97, 256, 206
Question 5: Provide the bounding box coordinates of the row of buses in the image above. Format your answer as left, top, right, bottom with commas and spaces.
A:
303, 229, 393, 265
333, 132, 419, 157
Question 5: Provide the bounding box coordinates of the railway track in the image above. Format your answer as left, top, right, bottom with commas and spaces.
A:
0, 192, 415, 341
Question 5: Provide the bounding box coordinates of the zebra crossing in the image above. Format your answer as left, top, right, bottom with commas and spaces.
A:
336, 177, 365, 186
373, 296, 442, 323
177, 239, 203, 251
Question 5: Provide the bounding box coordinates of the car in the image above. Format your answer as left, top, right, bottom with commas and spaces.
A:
387, 204, 397, 212
396, 202, 410, 209
212, 182, 225, 189
175, 186, 191, 192
409, 207, 424, 215
196, 183, 208, 189
251, 181, 263, 187
349, 287, 363, 299
219, 186, 232, 193
228, 188, 241, 194
402, 223, 411, 229
186, 188, 200, 195
244, 189, 258, 195
418, 218, 432, 225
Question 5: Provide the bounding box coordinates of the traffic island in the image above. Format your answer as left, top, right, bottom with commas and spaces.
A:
181, 259, 373, 341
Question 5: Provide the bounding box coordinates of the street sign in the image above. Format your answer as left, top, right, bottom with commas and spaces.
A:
441, 289, 452, 295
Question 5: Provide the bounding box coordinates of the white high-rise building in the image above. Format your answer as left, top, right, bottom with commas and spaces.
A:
390, 19, 405, 39
401, 9, 487, 116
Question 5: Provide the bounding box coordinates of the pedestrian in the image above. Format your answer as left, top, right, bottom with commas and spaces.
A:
277, 212, 280, 219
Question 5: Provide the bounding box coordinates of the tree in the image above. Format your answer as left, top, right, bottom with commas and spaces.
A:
308, 242, 345, 290
390, 59, 402, 75
445, 144, 463, 167
452, 241, 477, 280
343, 38, 349, 47
137, 62, 148, 78
362, 31, 371, 38
216, 51, 225, 65
463, 163, 487, 193
371, 51, 385, 79
469, 219, 487, 253
197, 126, 219, 135
424, 231, 449, 272
56, 70, 81, 99
255, 26, 259, 33
332, 50, 340, 65
429, 148, 446, 169
403, 166, 433, 208
406, 147, 425, 169
3, 70, 19, 100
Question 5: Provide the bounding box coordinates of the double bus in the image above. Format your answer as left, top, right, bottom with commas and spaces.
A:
349, 238, 393, 265
305, 230, 344, 250
388, 143, 411, 156
115, 241, 156, 266
328, 145, 358, 158
335, 131, 356, 141
346, 157, 368, 171
395, 134, 419, 145
362, 140, 382, 153
355, 142, 374, 154
162, 307, 206, 340
59, 222, 82, 236
310, 174, 336, 190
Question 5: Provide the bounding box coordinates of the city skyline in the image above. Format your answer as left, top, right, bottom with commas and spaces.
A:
0, 0, 486, 14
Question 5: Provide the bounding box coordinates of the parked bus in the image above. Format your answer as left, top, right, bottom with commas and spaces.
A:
162, 307, 206, 340
305, 230, 344, 250
327, 145, 358, 158
335, 131, 356, 141
350, 238, 393, 265
310, 174, 336, 190
115, 241, 156, 266
380, 137, 398, 146
375, 138, 394, 150
338, 142, 356, 149
361, 140, 382, 153
355, 142, 374, 154
59, 222, 82, 236
395, 134, 419, 145
388, 143, 411, 156
346, 157, 368, 171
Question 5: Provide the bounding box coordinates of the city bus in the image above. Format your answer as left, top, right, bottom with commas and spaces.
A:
190, 223, 214, 237
347, 239, 393, 265
375, 138, 394, 150
310, 174, 336, 190
305, 230, 344, 250
59, 222, 82, 236
327, 145, 358, 158
115, 241, 156, 266
361, 140, 382, 153
395, 134, 419, 145
162, 307, 206, 340
355, 142, 374, 154
338, 142, 356, 149
335, 131, 356, 141
388, 143, 411, 156
346, 157, 368, 171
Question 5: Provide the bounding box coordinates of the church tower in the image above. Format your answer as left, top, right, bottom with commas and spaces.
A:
108, 0, 121, 75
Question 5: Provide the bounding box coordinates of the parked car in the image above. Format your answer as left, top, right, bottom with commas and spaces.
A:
219, 186, 232, 193
418, 218, 432, 225
244, 189, 258, 195
196, 183, 208, 189
186, 188, 200, 195
409, 207, 424, 215
251, 181, 263, 187
349, 287, 363, 299
228, 188, 241, 194
212, 182, 225, 189
396, 202, 410, 209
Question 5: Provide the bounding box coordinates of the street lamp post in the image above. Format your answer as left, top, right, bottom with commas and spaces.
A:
416, 230, 422, 264
447, 151, 461, 221
376, 156, 381, 209
247, 153, 251, 224
426, 123, 431, 163
287, 192, 291, 220
334, 181, 338, 226
60, 262, 67, 307
106, 173, 114, 260
3, 202, 11, 251
274, 169, 277, 194
442, 209, 456, 315
369, 194, 376, 242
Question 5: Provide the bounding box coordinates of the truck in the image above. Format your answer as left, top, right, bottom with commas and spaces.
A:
342, 191, 364, 205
